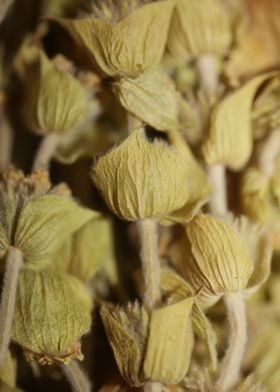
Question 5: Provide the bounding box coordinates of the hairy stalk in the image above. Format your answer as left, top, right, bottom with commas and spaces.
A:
0, 247, 23, 364
144, 381, 162, 392
196, 54, 218, 96
137, 219, 161, 311
218, 292, 247, 392
61, 360, 92, 392
258, 128, 280, 178
207, 164, 228, 216
197, 54, 228, 216
0, 112, 13, 172
32, 133, 60, 172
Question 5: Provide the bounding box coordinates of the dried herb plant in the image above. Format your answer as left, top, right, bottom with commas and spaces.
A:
0, 0, 279, 391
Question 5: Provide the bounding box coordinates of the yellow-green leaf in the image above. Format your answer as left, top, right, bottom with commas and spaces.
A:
15, 195, 97, 267
115, 68, 179, 132
202, 73, 274, 170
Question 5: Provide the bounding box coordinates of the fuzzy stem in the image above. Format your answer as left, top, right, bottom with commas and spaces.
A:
137, 219, 161, 311
207, 164, 228, 216
196, 54, 218, 95
218, 292, 247, 392
144, 381, 162, 392
0, 247, 23, 364
258, 128, 280, 178
0, 113, 13, 172
61, 360, 92, 392
32, 133, 60, 172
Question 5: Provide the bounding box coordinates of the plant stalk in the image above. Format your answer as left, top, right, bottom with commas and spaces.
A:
207, 164, 228, 216
32, 133, 59, 172
0, 246, 23, 364
197, 55, 228, 216
196, 54, 218, 96
218, 292, 247, 392
61, 360, 92, 392
137, 219, 161, 311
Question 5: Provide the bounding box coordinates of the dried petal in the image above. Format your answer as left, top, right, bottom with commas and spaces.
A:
144, 298, 194, 384
101, 303, 148, 386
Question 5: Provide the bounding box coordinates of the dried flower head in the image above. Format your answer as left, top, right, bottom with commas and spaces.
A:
0, 169, 96, 267
20, 47, 90, 135
91, 127, 190, 221
12, 269, 92, 365
167, 0, 232, 61
101, 298, 194, 386
171, 214, 254, 302
52, 0, 174, 77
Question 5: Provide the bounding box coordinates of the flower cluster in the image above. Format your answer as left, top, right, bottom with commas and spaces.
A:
0, 0, 279, 391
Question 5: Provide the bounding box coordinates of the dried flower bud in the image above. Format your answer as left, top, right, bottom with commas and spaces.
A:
202, 74, 272, 170
114, 69, 179, 132
0, 169, 96, 267
101, 298, 194, 386
21, 47, 89, 135
101, 302, 148, 386
171, 214, 254, 301
54, 0, 174, 77
12, 269, 92, 364
167, 0, 232, 61
91, 127, 190, 220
